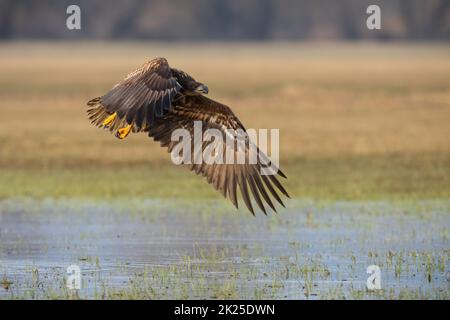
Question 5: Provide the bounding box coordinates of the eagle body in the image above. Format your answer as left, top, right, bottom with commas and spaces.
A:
87, 57, 289, 215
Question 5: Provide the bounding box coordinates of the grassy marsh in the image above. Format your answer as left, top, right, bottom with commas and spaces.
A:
0, 199, 448, 299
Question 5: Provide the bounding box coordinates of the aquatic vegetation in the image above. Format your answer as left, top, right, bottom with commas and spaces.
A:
0, 199, 448, 300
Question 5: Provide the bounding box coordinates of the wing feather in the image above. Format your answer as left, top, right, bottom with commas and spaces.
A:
87, 58, 181, 131
148, 95, 289, 214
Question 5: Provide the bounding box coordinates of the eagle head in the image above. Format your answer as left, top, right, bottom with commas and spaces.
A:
170, 68, 209, 95
184, 81, 208, 95
193, 83, 209, 95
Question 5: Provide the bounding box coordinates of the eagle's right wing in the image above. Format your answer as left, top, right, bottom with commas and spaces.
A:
87, 57, 181, 131
149, 95, 289, 215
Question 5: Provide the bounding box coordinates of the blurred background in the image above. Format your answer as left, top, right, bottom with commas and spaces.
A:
1, 0, 449, 40
0, 0, 449, 201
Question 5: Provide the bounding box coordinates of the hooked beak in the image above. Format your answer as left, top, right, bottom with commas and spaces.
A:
195, 84, 209, 94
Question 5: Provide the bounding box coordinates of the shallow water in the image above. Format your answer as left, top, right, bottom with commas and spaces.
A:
0, 198, 449, 299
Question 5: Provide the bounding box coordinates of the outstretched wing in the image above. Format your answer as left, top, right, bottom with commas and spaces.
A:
87, 57, 181, 131
149, 95, 289, 215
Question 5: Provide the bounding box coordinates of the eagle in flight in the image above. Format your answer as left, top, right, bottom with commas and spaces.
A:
87, 58, 289, 215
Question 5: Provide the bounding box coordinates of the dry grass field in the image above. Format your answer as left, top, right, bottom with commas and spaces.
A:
0, 42, 449, 200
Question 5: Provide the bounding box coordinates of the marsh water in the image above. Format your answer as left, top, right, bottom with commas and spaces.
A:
0, 199, 448, 299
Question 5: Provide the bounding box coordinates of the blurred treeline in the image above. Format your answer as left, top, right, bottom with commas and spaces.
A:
0, 0, 449, 40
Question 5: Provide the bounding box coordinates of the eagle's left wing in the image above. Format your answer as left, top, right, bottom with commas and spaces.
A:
87, 58, 181, 132
149, 95, 289, 215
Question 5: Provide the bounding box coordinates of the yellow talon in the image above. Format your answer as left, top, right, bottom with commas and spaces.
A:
116, 124, 132, 139
102, 112, 117, 127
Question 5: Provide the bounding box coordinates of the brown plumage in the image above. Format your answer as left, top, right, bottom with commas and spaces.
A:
87, 57, 289, 215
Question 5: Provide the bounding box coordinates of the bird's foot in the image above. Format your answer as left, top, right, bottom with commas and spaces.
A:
102, 112, 117, 128
116, 124, 132, 139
